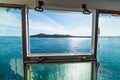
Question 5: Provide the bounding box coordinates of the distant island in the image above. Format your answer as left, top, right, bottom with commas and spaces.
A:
99, 36, 120, 38
30, 33, 91, 38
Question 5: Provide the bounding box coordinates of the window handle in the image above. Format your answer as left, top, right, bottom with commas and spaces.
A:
81, 56, 87, 60
37, 57, 45, 62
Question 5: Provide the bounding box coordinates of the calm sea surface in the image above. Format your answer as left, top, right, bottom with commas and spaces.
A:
0, 37, 120, 80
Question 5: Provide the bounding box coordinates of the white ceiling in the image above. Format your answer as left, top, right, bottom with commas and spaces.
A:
0, 0, 120, 11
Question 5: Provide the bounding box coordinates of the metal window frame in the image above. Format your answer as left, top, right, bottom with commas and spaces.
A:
94, 9, 120, 80
0, 3, 26, 80
24, 9, 98, 80
27, 11, 94, 57
26, 11, 97, 58
96, 9, 120, 15
0, 3, 98, 80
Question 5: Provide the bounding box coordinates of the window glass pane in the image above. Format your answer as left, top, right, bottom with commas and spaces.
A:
28, 62, 92, 80
29, 10, 92, 54
98, 13, 120, 80
0, 7, 23, 80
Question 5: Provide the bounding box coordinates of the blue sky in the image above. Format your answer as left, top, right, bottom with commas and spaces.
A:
28, 10, 92, 36
0, 8, 120, 36
0, 8, 21, 36
99, 14, 120, 36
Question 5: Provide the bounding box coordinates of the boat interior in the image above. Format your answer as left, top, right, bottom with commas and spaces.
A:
0, 0, 120, 80
1, 0, 120, 11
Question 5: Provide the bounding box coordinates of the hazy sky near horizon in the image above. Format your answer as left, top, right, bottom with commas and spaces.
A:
0, 8, 120, 36
0, 8, 92, 36
99, 14, 120, 36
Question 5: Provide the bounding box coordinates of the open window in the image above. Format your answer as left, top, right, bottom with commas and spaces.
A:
97, 10, 120, 80
28, 10, 92, 55
0, 3, 98, 80
0, 3, 26, 80
23, 9, 98, 80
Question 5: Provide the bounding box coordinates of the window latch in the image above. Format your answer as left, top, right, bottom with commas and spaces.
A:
37, 57, 45, 62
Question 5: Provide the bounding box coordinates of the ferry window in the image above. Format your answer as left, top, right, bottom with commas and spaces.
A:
0, 6, 24, 79
28, 10, 92, 55
97, 10, 120, 80
0, 4, 98, 80
23, 9, 98, 80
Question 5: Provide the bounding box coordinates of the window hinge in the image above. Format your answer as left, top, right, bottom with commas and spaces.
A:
37, 57, 45, 62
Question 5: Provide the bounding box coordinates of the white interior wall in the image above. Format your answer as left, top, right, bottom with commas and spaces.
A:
0, 0, 120, 11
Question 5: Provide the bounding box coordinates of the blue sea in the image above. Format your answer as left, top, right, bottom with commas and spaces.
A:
0, 37, 120, 80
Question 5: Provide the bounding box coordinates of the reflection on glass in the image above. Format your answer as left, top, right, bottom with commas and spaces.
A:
29, 10, 92, 54
0, 8, 23, 80
29, 63, 92, 80
98, 13, 120, 80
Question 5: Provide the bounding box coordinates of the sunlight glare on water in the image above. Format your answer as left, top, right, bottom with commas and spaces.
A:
69, 38, 91, 53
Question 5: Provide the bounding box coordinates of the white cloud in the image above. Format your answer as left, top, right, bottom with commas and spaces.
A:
0, 10, 22, 36
99, 17, 120, 36
0, 9, 92, 36
71, 26, 91, 36
29, 13, 71, 35
0, 10, 21, 27
29, 13, 91, 36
